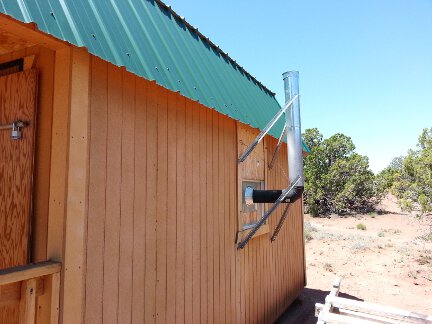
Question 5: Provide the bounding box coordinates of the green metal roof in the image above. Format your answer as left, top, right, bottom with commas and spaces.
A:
0, 0, 287, 138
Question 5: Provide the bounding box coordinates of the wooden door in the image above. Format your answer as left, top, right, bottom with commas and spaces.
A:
0, 69, 38, 323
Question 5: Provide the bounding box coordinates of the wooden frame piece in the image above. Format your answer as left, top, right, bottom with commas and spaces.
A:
19, 278, 36, 324
0, 261, 61, 286
61, 47, 90, 324
236, 122, 269, 242
23, 55, 36, 70
0, 261, 61, 323
0, 14, 67, 51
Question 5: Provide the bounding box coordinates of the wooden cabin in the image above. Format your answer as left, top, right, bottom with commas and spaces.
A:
0, 1, 306, 323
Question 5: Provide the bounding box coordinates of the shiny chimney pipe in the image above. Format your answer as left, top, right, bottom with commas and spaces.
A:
238, 72, 304, 248
283, 71, 304, 188
245, 72, 304, 205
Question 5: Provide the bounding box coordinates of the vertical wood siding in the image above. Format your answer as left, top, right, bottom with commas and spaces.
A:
85, 56, 305, 323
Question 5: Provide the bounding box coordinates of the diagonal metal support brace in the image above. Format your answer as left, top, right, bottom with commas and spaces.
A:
238, 94, 299, 163
237, 175, 301, 250
268, 124, 287, 169
270, 204, 290, 242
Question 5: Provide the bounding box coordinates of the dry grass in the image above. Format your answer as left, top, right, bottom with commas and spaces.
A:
356, 223, 367, 231
304, 222, 318, 241
323, 262, 333, 272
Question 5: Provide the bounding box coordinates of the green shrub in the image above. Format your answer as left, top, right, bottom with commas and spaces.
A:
303, 128, 378, 216
356, 223, 367, 231
377, 128, 432, 214
399, 198, 413, 212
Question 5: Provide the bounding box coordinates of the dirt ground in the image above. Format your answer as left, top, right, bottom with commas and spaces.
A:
277, 194, 432, 323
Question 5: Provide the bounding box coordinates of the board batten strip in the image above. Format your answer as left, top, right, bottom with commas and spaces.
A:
47, 47, 70, 260
132, 76, 148, 324
210, 109, 219, 323
219, 110, 226, 324
166, 91, 177, 324
103, 63, 122, 324
85, 56, 107, 324
144, 81, 158, 324
198, 106, 208, 324
214, 110, 221, 324
175, 96, 186, 324
226, 115, 236, 323
204, 108, 214, 324
155, 87, 168, 324
263, 139, 270, 324
30, 46, 55, 263
183, 99, 193, 324
118, 68, 135, 323
228, 118, 240, 324
222, 115, 230, 323
62, 47, 90, 324
37, 46, 69, 324
191, 103, 201, 324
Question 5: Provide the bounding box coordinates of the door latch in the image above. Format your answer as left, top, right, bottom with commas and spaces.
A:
0, 120, 29, 140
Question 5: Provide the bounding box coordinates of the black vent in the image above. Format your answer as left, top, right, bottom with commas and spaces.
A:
0, 59, 24, 77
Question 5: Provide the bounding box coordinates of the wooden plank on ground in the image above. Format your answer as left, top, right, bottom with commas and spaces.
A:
320, 312, 386, 324
327, 295, 432, 323
339, 308, 422, 324
317, 278, 432, 324
317, 277, 341, 324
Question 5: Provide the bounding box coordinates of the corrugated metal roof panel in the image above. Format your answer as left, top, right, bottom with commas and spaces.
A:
0, 0, 286, 137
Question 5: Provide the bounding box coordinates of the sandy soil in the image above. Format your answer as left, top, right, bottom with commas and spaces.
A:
277, 194, 432, 323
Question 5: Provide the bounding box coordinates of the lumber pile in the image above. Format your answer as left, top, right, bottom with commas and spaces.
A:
315, 277, 432, 324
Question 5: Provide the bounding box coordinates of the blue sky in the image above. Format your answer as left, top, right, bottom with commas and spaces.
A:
165, 0, 432, 173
